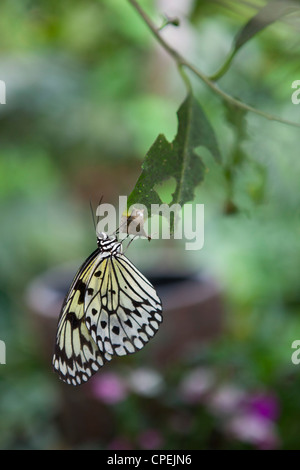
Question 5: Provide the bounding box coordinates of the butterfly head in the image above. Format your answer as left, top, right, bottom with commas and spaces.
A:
97, 232, 122, 255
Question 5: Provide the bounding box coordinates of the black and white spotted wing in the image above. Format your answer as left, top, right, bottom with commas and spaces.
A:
53, 233, 163, 386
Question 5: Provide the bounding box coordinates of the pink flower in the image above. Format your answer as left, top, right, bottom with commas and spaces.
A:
226, 413, 280, 450
127, 368, 164, 397
91, 372, 128, 404
246, 392, 279, 421
207, 385, 246, 415
179, 367, 215, 404
138, 429, 164, 450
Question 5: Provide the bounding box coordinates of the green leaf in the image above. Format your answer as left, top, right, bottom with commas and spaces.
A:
234, 0, 300, 51
127, 94, 221, 231
210, 0, 300, 81
223, 101, 248, 142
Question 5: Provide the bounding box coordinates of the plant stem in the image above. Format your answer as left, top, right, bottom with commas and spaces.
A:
128, 0, 184, 64
128, 0, 300, 129
208, 49, 237, 82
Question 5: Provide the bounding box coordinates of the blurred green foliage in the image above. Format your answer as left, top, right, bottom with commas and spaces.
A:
1, 0, 300, 449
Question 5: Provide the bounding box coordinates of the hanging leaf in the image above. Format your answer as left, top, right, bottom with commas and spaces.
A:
211, 0, 300, 80
223, 100, 248, 143
127, 94, 221, 232
234, 0, 300, 51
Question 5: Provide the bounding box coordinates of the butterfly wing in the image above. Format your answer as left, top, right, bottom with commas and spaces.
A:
84, 253, 163, 358
53, 242, 163, 386
52, 249, 112, 386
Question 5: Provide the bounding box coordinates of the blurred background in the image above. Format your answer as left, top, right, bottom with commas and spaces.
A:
1, 0, 300, 449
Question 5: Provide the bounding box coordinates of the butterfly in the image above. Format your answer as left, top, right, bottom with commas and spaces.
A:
52, 231, 163, 386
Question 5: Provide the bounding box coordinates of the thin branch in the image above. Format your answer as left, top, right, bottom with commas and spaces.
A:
128, 0, 183, 64
128, 0, 300, 129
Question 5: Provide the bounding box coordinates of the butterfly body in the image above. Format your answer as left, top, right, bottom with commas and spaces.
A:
53, 233, 162, 386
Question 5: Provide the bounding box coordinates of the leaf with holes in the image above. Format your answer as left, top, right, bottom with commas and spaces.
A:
127, 94, 221, 233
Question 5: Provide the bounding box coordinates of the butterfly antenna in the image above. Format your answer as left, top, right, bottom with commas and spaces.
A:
122, 234, 139, 254
114, 212, 132, 238
89, 200, 97, 232
91, 195, 105, 236
96, 195, 104, 225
